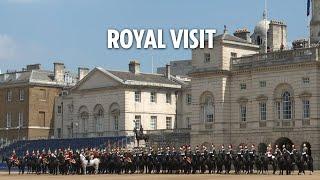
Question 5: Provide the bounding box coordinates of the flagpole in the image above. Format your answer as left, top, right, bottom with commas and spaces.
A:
264, 0, 268, 53
308, 0, 311, 47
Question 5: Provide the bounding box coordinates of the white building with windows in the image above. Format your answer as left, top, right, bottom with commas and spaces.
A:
190, 3, 320, 168
54, 61, 188, 139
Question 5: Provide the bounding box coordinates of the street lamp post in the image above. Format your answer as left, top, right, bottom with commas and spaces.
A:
74, 122, 79, 138
5, 127, 9, 145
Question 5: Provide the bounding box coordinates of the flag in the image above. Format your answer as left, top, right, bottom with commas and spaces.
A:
307, 0, 311, 16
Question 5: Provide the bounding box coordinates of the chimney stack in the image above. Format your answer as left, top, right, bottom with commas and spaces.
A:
54, 62, 65, 83
129, 60, 140, 74
78, 67, 89, 81
26, 64, 41, 71
234, 28, 251, 43
165, 64, 171, 79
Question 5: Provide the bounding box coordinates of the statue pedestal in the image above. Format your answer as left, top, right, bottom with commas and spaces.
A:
134, 139, 146, 148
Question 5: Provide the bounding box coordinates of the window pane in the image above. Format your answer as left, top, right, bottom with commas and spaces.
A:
166, 93, 171, 104
135, 91, 141, 102
282, 92, 292, 120
150, 116, 157, 130
166, 117, 172, 129
240, 105, 246, 122
303, 100, 310, 119
260, 102, 267, 120
135, 115, 141, 129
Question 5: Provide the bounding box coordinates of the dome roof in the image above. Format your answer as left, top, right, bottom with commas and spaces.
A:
254, 19, 270, 37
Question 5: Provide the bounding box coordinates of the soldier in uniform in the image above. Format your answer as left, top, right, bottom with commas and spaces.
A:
275, 145, 282, 156
10, 150, 18, 164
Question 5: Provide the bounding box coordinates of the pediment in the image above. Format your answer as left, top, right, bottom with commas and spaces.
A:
75, 69, 122, 91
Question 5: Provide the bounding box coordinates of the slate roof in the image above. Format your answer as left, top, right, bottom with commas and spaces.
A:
0, 69, 70, 87
215, 33, 252, 44
157, 60, 192, 77
108, 70, 179, 86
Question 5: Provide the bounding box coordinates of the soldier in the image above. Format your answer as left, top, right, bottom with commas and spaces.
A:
291, 145, 297, 155
227, 144, 233, 155
275, 145, 282, 156
266, 144, 272, 157
238, 145, 244, 156
302, 143, 309, 159
10, 150, 18, 162
282, 145, 289, 154
220, 145, 225, 154
250, 144, 256, 155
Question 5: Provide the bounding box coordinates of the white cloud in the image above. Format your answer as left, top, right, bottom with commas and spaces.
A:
0, 34, 17, 60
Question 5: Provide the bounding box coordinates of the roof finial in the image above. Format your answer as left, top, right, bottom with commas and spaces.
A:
223, 25, 228, 34
263, 10, 267, 20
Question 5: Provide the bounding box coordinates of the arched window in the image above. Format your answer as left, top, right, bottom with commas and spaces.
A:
78, 106, 89, 134
109, 103, 120, 131
200, 92, 214, 123
93, 104, 104, 133
282, 92, 292, 119
257, 36, 262, 45
274, 84, 294, 121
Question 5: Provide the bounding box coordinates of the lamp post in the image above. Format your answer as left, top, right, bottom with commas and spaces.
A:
74, 122, 79, 138
5, 127, 9, 145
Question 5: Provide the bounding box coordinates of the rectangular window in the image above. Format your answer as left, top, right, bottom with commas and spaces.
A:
303, 100, 310, 119
231, 52, 237, 58
134, 115, 141, 129
166, 117, 172, 129
6, 112, 12, 128
204, 53, 210, 63
114, 115, 119, 130
135, 91, 141, 102
259, 81, 266, 88
150, 116, 157, 130
57, 106, 62, 114
19, 89, 25, 101
186, 117, 191, 129
302, 77, 310, 84
206, 114, 214, 122
150, 92, 157, 103
39, 89, 46, 100
259, 102, 267, 120
240, 105, 247, 122
18, 112, 24, 127
283, 101, 292, 120
276, 102, 281, 120
7, 90, 12, 102
186, 94, 192, 105
240, 83, 246, 90
39, 111, 45, 127
166, 92, 172, 104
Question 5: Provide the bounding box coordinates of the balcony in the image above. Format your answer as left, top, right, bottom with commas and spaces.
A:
231, 47, 320, 70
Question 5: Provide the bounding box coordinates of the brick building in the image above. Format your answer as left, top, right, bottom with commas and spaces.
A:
0, 63, 80, 144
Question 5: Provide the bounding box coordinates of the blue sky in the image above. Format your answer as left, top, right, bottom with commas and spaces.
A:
0, 0, 310, 73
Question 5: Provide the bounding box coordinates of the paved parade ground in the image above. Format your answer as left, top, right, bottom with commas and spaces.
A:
0, 172, 319, 180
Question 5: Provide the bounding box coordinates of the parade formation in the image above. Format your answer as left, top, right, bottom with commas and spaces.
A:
2, 143, 313, 176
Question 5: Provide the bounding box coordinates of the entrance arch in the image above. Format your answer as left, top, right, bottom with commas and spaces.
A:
274, 137, 294, 151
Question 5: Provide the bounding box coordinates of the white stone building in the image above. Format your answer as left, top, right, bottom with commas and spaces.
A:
54, 61, 188, 139
190, 0, 320, 168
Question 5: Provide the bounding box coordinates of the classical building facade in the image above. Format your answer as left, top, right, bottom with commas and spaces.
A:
53, 61, 190, 139
190, 3, 320, 168
0, 63, 80, 143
